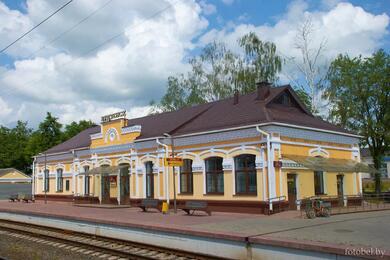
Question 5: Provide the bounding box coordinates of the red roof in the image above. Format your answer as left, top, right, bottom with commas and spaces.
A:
44, 85, 353, 154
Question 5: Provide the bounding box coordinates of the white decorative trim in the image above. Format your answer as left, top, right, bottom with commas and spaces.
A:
90, 132, 103, 140
121, 125, 141, 134
227, 145, 258, 155
116, 156, 132, 165
222, 158, 233, 171
309, 147, 329, 158
97, 158, 112, 166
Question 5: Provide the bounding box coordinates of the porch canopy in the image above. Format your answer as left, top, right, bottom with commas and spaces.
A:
81, 166, 120, 175
283, 155, 375, 173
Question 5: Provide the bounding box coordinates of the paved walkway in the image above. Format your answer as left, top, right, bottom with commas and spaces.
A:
0, 200, 389, 254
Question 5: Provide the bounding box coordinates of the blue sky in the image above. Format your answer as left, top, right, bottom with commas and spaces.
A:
0, 0, 389, 127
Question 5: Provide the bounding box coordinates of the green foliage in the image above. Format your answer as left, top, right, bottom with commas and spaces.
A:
155, 32, 282, 112
62, 120, 95, 141
0, 121, 32, 172
293, 87, 313, 111
325, 49, 390, 193
0, 113, 96, 174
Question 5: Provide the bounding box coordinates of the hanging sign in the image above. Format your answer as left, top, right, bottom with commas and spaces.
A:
164, 158, 183, 167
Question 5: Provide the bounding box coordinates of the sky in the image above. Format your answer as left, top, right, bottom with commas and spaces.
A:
0, 0, 389, 128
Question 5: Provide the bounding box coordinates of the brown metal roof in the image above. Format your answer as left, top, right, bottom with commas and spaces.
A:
42, 85, 354, 155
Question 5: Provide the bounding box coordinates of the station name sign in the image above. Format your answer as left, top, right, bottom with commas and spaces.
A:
101, 110, 126, 123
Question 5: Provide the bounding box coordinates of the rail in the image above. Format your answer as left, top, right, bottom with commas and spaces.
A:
267, 195, 287, 215
297, 193, 390, 217
0, 219, 222, 260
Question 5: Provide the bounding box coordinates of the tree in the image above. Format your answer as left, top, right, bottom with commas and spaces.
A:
63, 120, 95, 141
289, 18, 328, 114
325, 49, 390, 193
155, 32, 282, 112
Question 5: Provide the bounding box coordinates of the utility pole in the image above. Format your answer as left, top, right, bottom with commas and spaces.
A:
44, 152, 47, 204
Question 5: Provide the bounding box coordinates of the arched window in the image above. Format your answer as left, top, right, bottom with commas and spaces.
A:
205, 157, 224, 194
145, 161, 154, 198
180, 159, 193, 194
56, 168, 63, 192
83, 166, 90, 195
234, 154, 257, 194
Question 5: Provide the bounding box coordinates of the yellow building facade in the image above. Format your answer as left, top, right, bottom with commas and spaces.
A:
32, 84, 366, 213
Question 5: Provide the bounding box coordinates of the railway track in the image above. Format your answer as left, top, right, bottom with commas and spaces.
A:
0, 219, 222, 260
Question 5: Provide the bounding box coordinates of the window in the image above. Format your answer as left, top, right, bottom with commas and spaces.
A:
44, 169, 49, 192
314, 171, 324, 195
205, 157, 224, 194
234, 154, 257, 194
56, 168, 63, 192
84, 166, 90, 195
180, 159, 193, 194
145, 161, 154, 198
65, 180, 70, 191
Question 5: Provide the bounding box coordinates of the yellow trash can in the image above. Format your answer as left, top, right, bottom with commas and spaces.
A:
162, 202, 169, 214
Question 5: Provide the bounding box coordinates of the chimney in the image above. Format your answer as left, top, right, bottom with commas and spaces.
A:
256, 82, 271, 100
233, 89, 239, 105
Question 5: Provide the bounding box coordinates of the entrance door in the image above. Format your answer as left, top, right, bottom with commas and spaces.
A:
337, 175, 344, 206
101, 174, 110, 204
287, 174, 297, 210
145, 162, 154, 198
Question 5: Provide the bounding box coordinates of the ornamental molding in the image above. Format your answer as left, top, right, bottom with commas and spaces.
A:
90, 132, 103, 140
122, 125, 141, 134
105, 127, 120, 143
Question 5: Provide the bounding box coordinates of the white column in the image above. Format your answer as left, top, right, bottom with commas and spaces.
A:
117, 169, 121, 205
261, 148, 267, 200
268, 146, 277, 199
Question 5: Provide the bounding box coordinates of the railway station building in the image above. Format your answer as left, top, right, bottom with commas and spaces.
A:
32, 83, 369, 213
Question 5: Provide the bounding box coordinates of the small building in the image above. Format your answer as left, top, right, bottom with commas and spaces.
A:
360, 148, 390, 179
0, 168, 32, 183
0, 168, 32, 200
32, 83, 370, 213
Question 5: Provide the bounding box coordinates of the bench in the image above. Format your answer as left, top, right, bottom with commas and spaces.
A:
179, 201, 211, 216
9, 194, 19, 202
138, 199, 161, 212
21, 194, 35, 203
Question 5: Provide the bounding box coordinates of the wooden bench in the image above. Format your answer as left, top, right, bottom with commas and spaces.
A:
9, 194, 18, 202
138, 199, 161, 212
21, 194, 35, 203
179, 201, 211, 216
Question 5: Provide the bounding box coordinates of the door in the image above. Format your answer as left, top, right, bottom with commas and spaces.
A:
337, 175, 344, 206
120, 165, 130, 204
287, 174, 297, 210
145, 162, 154, 198
101, 174, 110, 204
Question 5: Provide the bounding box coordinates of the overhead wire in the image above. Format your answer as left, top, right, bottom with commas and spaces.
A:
0, 0, 74, 54
0, 0, 181, 99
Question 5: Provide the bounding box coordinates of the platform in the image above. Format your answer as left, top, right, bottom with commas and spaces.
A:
0, 200, 389, 259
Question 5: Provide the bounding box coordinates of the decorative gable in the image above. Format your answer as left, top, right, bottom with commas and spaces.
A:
90, 111, 141, 148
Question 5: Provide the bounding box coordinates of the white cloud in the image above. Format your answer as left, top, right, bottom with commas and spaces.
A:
200, 1, 389, 79
199, 1, 217, 15
0, 0, 388, 128
0, 97, 12, 118
0, 0, 208, 127
221, 0, 234, 6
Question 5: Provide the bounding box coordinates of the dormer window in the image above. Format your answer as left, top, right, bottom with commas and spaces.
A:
274, 92, 292, 106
